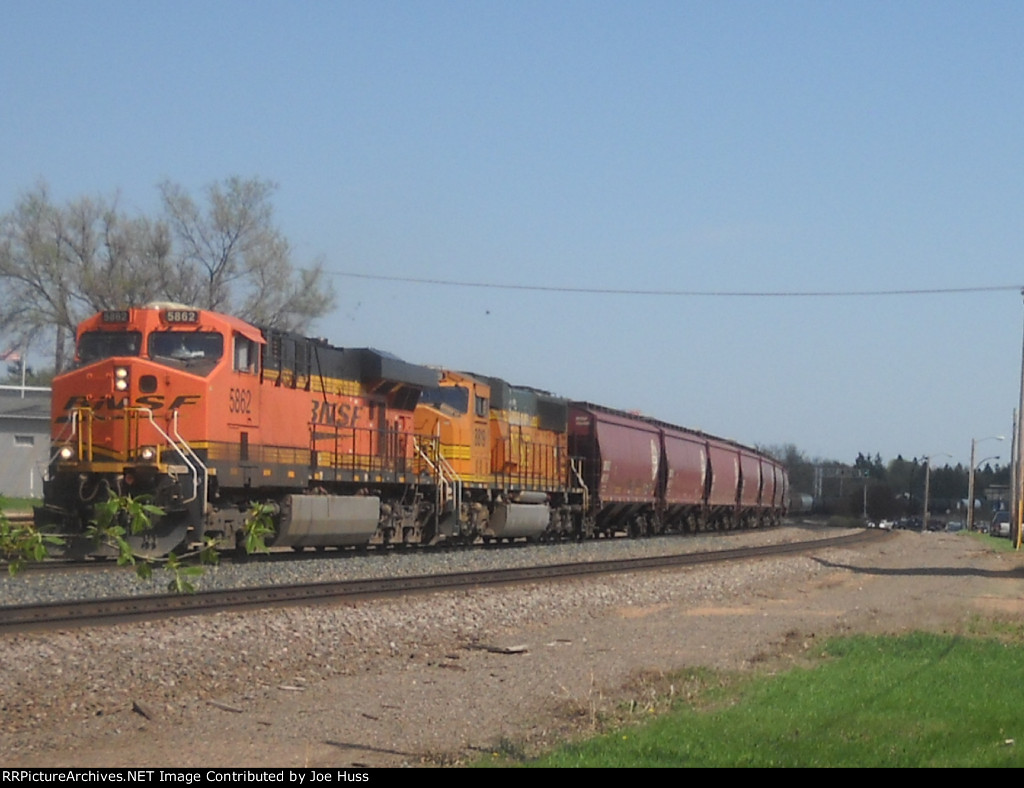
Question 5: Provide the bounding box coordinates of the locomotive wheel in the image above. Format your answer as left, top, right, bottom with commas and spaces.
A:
48, 534, 117, 561
122, 510, 192, 559
55, 513, 191, 560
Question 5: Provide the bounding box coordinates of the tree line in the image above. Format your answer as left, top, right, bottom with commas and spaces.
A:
0, 176, 336, 374
763, 444, 1011, 520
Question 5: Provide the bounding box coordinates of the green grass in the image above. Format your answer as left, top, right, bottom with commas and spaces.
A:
485, 628, 1024, 768
0, 495, 40, 515
968, 530, 1021, 552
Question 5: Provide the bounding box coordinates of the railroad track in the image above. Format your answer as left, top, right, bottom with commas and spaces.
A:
0, 529, 887, 633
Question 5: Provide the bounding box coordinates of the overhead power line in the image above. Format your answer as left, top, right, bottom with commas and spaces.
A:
332, 271, 1023, 298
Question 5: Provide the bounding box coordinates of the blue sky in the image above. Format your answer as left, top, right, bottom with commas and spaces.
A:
3, 1, 1023, 469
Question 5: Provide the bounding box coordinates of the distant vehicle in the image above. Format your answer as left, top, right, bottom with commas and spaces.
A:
946, 521, 964, 533
991, 511, 1011, 538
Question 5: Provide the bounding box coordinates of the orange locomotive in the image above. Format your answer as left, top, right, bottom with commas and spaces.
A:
37, 303, 443, 557
36, 304, 787, 558
414, 369, 581, 542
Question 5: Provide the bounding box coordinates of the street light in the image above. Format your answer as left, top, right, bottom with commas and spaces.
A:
922, 453, 952, 531
968, 435, 1005, 532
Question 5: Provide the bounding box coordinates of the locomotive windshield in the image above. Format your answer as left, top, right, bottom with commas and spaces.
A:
77, 331, 142, 364
148, 331, 224, 375
420, 384, 469, 415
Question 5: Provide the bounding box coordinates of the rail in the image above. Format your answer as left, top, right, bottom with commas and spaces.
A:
0, 529, 890, 632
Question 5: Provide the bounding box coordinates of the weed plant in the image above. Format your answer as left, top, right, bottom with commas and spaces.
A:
0, 496, 40, 514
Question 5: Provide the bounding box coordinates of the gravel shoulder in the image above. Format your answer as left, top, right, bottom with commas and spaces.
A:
3, 528, 1024, 767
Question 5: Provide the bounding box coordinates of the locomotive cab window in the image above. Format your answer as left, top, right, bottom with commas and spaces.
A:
420, 384, 469, 414
233, 334, 259, 374
148, 331, 223, 376
77, 331, 142, 365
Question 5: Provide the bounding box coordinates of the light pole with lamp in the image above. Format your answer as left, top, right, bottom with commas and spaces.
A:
968, 436, 1005, 532
922, 453, 951, 531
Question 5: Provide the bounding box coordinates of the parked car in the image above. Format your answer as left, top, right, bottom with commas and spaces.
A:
991, 511, 1011, 538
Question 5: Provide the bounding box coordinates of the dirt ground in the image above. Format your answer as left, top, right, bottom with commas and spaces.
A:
6, 529, 1024, 768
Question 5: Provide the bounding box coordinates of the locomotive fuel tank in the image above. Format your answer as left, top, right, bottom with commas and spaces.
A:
489, 497, 551, 538
273, 494, 381, 548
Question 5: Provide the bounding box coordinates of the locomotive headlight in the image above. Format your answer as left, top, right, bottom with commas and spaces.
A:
114, 366, 129, 391
58, 445, 76, 461
138, 446, 157, 462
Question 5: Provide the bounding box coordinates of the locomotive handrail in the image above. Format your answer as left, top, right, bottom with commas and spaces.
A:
570, 456, 589, 513
170, 409, 209, 512
129, 407, 205, 507
77, 408, 94, 463
43, 408, 85, 480
414, 433, 463, 536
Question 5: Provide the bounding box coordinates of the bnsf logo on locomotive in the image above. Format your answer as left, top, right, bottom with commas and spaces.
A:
310, 400, 368, 427
60, 394, 202, 414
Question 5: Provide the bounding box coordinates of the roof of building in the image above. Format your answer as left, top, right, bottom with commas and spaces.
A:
0, 385, 51, 421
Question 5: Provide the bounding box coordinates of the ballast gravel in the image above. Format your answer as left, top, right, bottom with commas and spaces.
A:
1, 525, 807, 605
2, 525, 1022, 767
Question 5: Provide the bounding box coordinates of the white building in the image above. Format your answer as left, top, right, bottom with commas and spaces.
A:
0, 384, 50, 500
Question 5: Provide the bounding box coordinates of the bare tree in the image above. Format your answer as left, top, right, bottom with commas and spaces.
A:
72, 199, 175, 313
159, 176, 334, 331
0, 183, 77, 371
0, 177, 335, 371
0, 184, 178, 370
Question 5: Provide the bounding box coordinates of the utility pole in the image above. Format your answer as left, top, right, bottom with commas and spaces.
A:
1016, 289, 1024, 548
968, 436, 1004, 531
